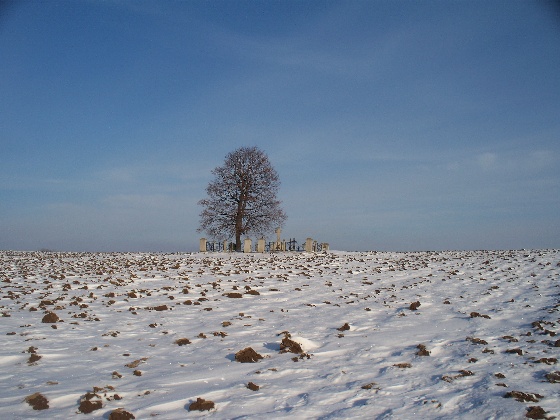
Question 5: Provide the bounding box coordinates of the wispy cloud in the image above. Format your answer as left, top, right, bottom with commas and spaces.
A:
477, 152, 497, 169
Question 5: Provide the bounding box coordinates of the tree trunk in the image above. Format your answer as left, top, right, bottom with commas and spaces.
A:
235, 232, 241, 252
235, 204, 243, 252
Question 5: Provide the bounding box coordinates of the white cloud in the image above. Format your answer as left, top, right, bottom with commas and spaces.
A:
529, 150, 555, 169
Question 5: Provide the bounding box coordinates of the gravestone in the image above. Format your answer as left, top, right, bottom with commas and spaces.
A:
244, 238, 252, 253
275, 227, 282, 251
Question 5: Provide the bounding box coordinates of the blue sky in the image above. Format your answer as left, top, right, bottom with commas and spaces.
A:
1, 0, 559, 252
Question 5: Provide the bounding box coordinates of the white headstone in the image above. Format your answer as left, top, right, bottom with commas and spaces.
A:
257, 238, 265, 253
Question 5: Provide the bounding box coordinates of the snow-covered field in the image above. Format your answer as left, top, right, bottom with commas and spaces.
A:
1, 249, 559, 419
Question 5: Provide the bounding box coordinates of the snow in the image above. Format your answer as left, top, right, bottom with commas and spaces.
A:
1, 249, 559, 419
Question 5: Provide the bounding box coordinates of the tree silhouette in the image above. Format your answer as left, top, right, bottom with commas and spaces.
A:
198, 146, 287, 251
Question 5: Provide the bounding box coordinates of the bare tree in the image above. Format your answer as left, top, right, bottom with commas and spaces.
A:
198, 146, 287, 251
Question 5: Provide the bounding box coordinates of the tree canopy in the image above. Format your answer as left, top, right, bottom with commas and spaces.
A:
198, 146, 287, 251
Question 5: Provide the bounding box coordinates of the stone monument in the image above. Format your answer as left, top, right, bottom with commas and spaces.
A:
257, 238, 265, 253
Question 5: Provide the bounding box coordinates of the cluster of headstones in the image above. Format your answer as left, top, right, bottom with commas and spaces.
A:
199, 236, 328, 253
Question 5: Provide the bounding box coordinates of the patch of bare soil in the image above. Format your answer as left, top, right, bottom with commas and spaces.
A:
125, 358, 147, 368
337, 323, 350, 331
394, 363, 412, 368
25, 392, 49, 410
27, 353, 42, 364
235, 347, 263, 363
502, 335, 519, 343
280, 336, 303, 354
24, 346, 42, 365
78, 385, 120, 413
545, 371, 560, 383
409, 301, 421, 310
535, 358, 557, 365
504, 391, 543, 403
245, 289, 260, 295
223, 292, 243, 298
174, 338, 191, 346
467, 336, 489, 345
188, 397, 215, 411
416, 344, 430, 356
146, 305, 168, 311
78, 394, 103, 414
247, 382, 260, 391
278, 331, 312, 361
470, 312, 491, 319
526, 406, 552, 419
532, 320, 556, 337
41, 312, 59, 323
442, 370, 474, 382
361, 382, 380, 391
108, 408, 135, 420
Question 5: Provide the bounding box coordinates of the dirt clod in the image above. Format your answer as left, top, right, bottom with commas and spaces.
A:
526, 406, 550, 419
467, 336, 488, 345
409, 301, 421, 310
545, 371, 560, 383
224, 292, 243, 298
125, 358, 147, 368
41, 312, 59, 323
470, 312, 491, 319
78, 399, 102, 414
25, 393, 49, 410
280, 336, 303, 354
247, 382, 260, 391
535, 358, 557, 365
188, 397, 215, 411
175, 338, 191, 346
394, 363, 412, 368
108, 408, 135, 420
416, 344, 430, 356
235, 347, 263, 363
147, 305, 168, 311
27, 353, 42, 364
504, 391, 543, 403
245, 289, 260, 295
